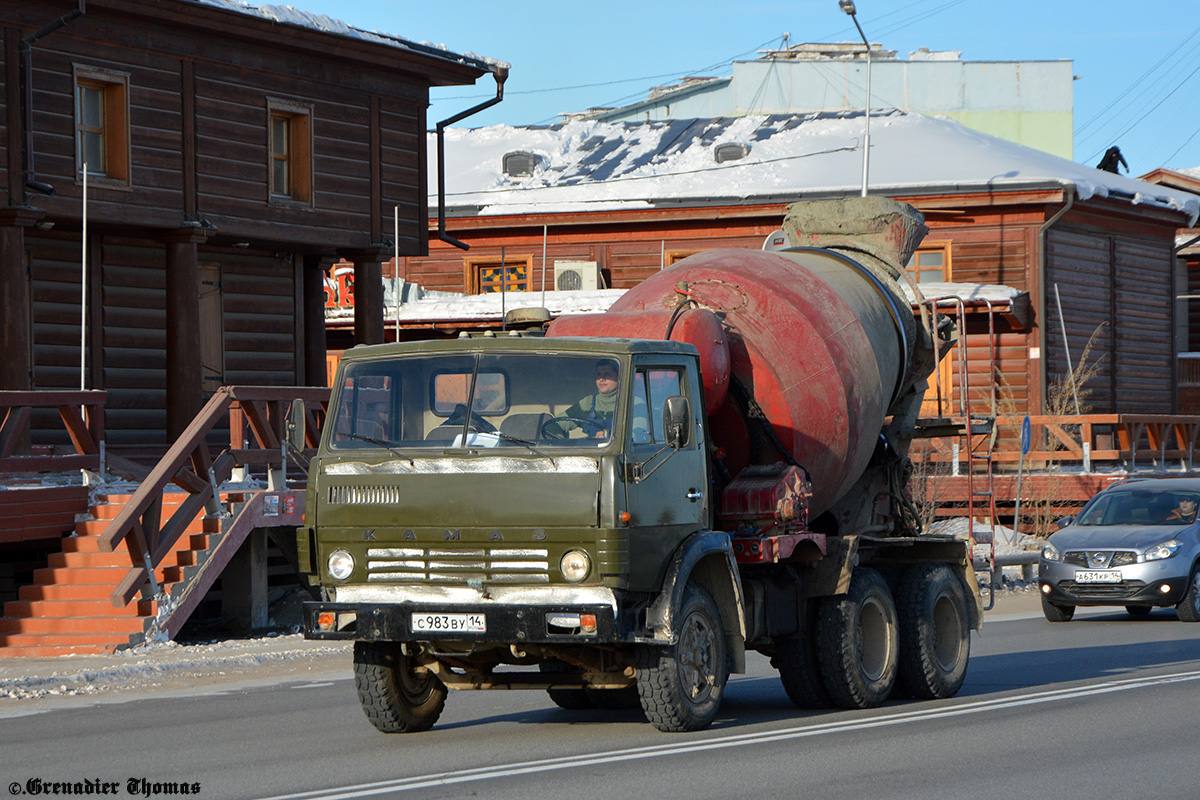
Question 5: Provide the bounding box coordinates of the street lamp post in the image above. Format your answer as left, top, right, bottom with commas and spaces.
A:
839, 0, 870, 197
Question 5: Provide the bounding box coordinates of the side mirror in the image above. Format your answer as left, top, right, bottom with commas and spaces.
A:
663, 395, 690, 448
286, 398, 307, 452
1056, 516, 1074, 529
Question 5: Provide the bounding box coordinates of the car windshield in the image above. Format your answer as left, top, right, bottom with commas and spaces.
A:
328, 352, 632, 451
1075, 490, 1200, 526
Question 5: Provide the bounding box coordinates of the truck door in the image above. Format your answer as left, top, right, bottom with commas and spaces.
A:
623, 360, 710, 587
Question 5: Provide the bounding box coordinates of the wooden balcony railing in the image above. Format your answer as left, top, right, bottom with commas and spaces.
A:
97, 386, 329, 608
0, 391, 108, 474
913, 414, 1200, 472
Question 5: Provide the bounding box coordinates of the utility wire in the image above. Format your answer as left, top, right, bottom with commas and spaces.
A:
1076, 23, 1200, 136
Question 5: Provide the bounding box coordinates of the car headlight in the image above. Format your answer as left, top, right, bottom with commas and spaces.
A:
327, 549, 355, 580
1041, 541, 1063, 562
1142, 540, 1182, 562
560, 549, 591, 582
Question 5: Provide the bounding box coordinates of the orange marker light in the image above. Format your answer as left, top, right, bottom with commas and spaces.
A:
580, 614, 598, 633
620, 511, 631, 523
317, 611, 336, 630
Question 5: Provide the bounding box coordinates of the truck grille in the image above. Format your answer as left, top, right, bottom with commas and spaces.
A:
329, 484, 402, 505
366, 547, 550, 584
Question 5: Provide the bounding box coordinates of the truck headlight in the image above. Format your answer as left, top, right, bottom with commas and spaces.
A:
1143, 540, 1181, 562
1041, 541, 1062, 563
560, 549, 591, 582
328, 549, 354, 580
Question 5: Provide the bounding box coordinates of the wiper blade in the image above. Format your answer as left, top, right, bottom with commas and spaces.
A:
466, 425, 556, 467
335, 430, 415, 467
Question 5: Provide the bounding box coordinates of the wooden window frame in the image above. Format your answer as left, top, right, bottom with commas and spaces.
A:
906, 241, 953, 285
73, 65, 131, 188
464, 254, 533, 294
666, 249, 701, 266
267, 98, 313, 207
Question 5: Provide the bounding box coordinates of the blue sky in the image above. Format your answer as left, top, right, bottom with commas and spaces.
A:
295, 0, 1200, 175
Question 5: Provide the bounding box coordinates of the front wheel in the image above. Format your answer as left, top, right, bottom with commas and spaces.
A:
1176, 568, 1200, 622
637, 583, 728, 732
895, 564, 971, 700
1041, 595, 1075, 622
353, 642, 447, 733
815, 567, 898, 709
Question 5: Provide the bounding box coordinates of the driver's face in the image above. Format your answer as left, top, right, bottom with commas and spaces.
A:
595, 367, 618, 394
1181, 499, 1197, 513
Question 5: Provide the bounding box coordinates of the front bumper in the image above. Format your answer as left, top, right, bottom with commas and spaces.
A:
1039, 559, 1190, 606
304, 601, 621, 643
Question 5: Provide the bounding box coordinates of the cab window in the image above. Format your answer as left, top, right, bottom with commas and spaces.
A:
631, 367, 683, 445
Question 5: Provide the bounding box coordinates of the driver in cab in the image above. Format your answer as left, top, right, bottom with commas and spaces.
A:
1165, 496, 1198, 524
560, 359, 622, 439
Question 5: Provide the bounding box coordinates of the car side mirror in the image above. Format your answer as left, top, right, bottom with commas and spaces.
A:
1056, 516, 1074, 529
286, 398, 307, 452
663, 395, 690, 449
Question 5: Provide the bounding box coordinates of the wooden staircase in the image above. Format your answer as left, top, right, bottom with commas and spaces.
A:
0, 493, 218, 658
0, 385, 328, 659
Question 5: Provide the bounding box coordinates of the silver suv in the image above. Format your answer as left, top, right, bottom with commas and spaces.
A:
1038, 478, 1200, 622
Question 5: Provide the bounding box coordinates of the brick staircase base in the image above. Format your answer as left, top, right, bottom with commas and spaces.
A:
0, 493, 218, 658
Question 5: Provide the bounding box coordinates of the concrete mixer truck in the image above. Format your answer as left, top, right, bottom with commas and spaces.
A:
296, 197, 982, 733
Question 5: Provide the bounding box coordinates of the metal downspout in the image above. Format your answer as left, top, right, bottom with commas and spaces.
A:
19, 0, 86, 202
1036, 187, 1076, 414
434, 66, 509, 251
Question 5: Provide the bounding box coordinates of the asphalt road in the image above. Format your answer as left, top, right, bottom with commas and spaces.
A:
3, 597, 1199, 800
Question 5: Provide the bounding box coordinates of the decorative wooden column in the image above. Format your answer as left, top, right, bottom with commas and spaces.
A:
0, 208, 42, 391
347, 248, 387, 346
164, 226, 210, 439
303, 253, 331, 386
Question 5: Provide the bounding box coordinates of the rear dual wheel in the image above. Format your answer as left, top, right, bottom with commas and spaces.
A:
816, 567, 898, 709
894, 564, 970, 699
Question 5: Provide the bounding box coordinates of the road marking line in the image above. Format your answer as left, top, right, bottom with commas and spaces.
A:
261, 668, 1200, 800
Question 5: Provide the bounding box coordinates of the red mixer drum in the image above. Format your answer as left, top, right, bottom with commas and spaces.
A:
548, 247, 914, 515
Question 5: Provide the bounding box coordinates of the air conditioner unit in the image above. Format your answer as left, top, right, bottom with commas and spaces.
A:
554, 261, 602, 291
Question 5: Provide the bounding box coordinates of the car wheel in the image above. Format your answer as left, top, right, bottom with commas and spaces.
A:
1041, 595, 1075, 622
1176, 568, 1200, 622
1125, 605, 1153, 617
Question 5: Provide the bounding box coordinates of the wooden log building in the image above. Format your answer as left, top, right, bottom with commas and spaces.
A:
1, 0, 503, 454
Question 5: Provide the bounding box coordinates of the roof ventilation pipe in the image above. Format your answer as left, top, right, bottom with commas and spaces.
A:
434, 65, 508, 250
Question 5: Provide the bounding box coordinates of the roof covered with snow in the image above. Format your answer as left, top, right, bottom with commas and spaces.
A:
192, 0, 506, 74
433, 112, 1200, 226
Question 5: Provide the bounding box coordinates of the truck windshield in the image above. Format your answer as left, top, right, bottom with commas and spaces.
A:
329, 353, 632, 451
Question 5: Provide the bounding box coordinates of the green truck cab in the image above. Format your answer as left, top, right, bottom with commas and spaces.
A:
301, 333, 744, 732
